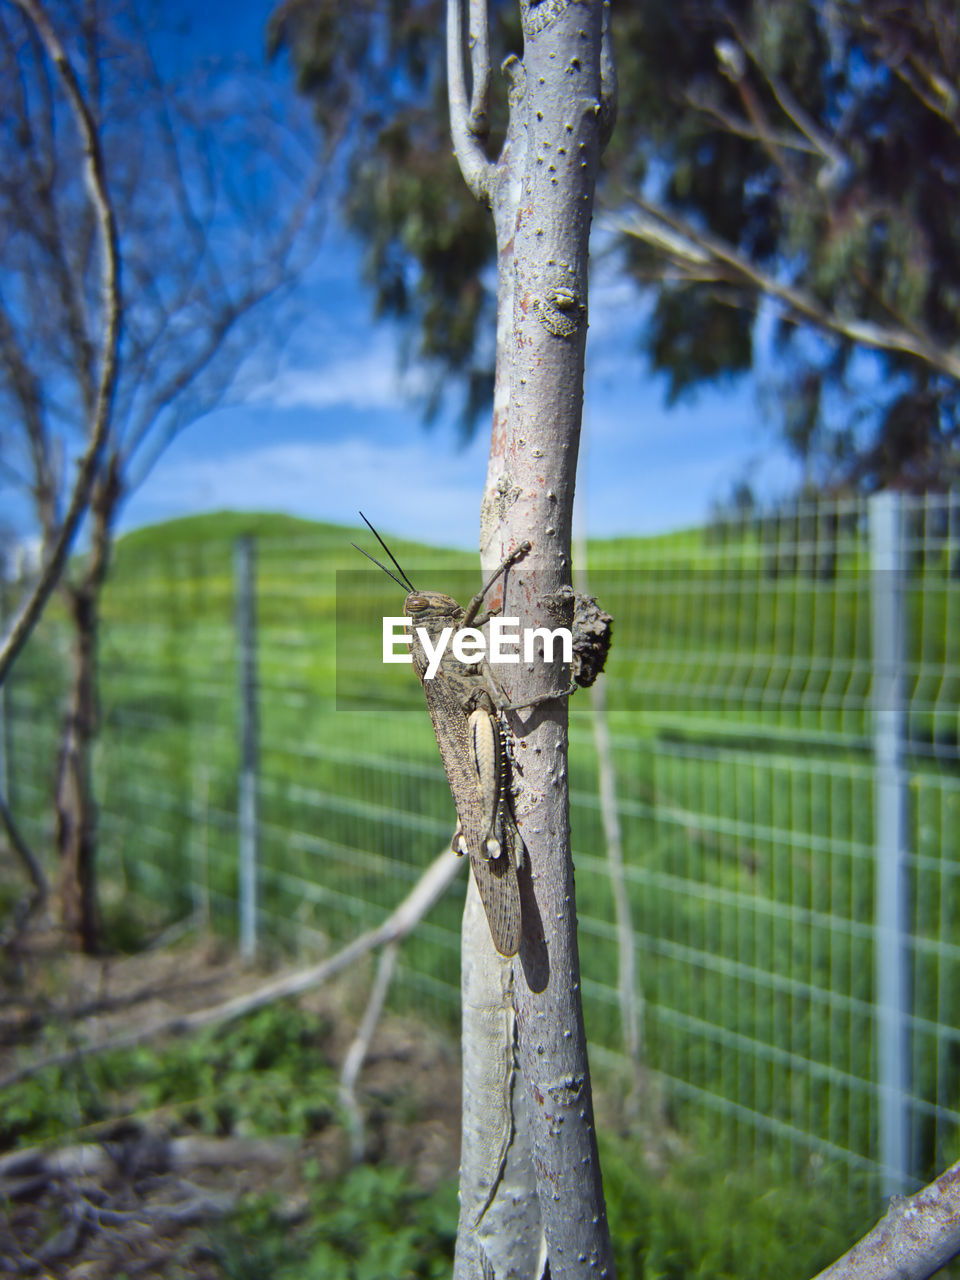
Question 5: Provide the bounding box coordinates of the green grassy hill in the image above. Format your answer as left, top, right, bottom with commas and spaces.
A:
9, 507, 960, 1197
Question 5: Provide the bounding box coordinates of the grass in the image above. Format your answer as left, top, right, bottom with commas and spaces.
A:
4, 996, 916, 1279
7, 508, 960, 1195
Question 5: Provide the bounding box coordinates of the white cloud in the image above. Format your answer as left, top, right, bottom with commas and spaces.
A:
129, 435, 489, 549
250, 346, 430, 414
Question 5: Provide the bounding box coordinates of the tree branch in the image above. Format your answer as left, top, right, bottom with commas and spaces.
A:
736, 32, 849, 176
0, 789, 47, 907
0, 0, 121, 689
811, 1158, 960, 1280
467, 0, 490, 141
609, 196, 960, 381
447, 0, 492, 202
0, 293, 57, 542
893, 56, 960, 139
683, 88, 821, 155
0, 11, 98, 415
837, 3, 960, 143
118, 113, 330, 491
599, 0, 617, 149
713, 35, 801, 189
338, 940, 399, 1163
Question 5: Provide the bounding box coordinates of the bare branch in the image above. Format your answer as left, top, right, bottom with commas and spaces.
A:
714, 35, 801, 187
120, 274, 284, 494
811, 1158, 960, 1280
0, 1130, 295, 1191
608, 197, 960, 381
117, 100, 332, 492
738, 35, 849, 176
599, 0, 617, 149
894, 56, 960, 139
134, 18, 229, 301
0, 12, 97, 413
835, 2, 960, 143
0, 294, 56, 540
0, 0, 121, 689
684, 88, 821, 155
467, 0, 491, 141
0, 788, 47, 906
447, 0, 492, 202
338, 940, 400, 1162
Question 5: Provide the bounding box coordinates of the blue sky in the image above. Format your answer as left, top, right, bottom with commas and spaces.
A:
125, 222, 801, 549
4, 3, 803, 554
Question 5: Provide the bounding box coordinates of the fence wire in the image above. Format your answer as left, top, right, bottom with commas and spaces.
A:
4, 494, 959, 1194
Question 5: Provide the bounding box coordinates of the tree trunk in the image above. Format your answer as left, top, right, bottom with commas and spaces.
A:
56, 581, 102, 954
56, 485, 116, 955
448, 1, 617, 1275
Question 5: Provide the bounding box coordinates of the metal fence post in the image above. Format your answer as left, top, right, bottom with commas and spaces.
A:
235, 536, 259, 961
868, 490, 911, 1194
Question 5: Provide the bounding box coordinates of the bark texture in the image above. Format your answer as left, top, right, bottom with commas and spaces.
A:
449, 1, 616, 1275
811, 1159, 960, 1280
456, 880, 546, 1279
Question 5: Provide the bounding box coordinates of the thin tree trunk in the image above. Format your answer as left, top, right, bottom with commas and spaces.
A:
56, 582, 102, 953
56, 489, 116, 954
448, 0, 617, 1274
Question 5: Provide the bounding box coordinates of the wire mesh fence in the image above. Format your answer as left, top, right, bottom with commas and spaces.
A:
4, 493, 959, 1196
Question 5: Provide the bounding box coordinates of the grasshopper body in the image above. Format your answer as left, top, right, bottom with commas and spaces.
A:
354, 518, 614, 956
405, 588, 525, 957
355, 519, 529, 957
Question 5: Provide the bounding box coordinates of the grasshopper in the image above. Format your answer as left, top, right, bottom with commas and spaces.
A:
354, 515, 546, 958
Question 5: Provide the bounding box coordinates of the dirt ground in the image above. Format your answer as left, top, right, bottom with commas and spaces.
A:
0, 931, 464, 1277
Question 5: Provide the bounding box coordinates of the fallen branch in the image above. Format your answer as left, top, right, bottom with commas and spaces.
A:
0, 1129, 296, 1198
812, 1159, 960, 1280
14, 1183, 239, 1272
0, 844, 463, 1090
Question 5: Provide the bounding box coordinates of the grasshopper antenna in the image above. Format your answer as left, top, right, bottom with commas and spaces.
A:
353, 512, 418, 592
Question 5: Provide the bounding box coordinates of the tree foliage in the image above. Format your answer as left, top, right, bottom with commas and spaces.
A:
274, 0, 960, 490
271, 0, 520, 428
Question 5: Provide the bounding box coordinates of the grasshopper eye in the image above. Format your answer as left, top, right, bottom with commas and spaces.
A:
406, 594, 429, 611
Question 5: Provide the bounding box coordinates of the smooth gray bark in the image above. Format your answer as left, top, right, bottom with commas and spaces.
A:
456, 880, 546, 1279
811, 1159, 960, 1280
449, 1, 616, 1275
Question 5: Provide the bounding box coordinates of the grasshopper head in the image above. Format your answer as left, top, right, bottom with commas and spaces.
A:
405, 591, 463, 624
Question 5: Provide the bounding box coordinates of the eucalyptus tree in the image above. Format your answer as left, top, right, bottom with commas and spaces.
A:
0, 0, 325, 951
275, 0, 960, 492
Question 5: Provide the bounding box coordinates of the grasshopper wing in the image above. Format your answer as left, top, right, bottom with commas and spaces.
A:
415, 651, 522, 957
